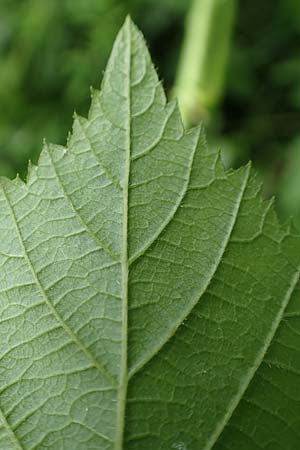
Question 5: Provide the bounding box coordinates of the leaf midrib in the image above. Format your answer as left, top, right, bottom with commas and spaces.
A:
114, 18, 131, 450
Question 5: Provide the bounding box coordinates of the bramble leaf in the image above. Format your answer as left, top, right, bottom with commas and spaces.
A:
0, 18, 300, 450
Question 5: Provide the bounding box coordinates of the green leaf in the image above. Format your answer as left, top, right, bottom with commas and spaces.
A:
278, 140, 300, 223
0, 17, 300, 450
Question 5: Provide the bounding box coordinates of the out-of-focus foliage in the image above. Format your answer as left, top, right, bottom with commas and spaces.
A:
0, 0, 299, 219
0, 0, 189, 178
277, 139, 300, 224
184, 0, 300, 220
223, 0, 300, 178
0, 0, 124, 177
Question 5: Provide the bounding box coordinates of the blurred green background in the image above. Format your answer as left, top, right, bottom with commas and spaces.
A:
0, 0, 300, 220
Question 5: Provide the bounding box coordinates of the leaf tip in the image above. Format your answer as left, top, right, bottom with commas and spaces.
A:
123, 14, 138, 32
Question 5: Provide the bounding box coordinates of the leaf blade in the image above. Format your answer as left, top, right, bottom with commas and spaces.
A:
0, 17, 299, 450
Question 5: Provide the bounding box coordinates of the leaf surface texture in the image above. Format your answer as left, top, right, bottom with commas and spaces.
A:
0, 18, 300, 450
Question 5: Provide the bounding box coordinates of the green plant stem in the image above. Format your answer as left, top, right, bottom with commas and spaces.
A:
174, 0, 236, 126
